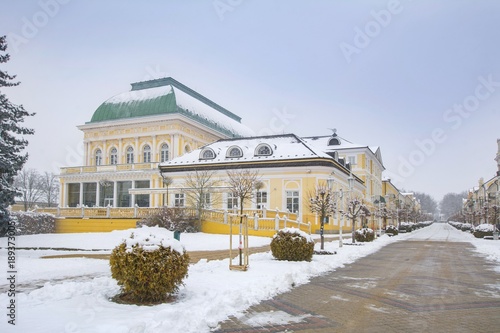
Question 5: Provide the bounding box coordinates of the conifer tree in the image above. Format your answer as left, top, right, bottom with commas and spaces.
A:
0, 35, 35, 236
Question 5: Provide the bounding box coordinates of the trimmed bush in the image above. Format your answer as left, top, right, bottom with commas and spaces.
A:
355, 228, 375, 242
385, 225, 399, 236
110, 228, 190, 304
270, 228, 314, 262
473, 224, 495, 238
11, 211, 56, 235
137, 207, 198, 233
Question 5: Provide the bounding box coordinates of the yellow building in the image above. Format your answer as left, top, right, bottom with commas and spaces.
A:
59, 77, 254, 208
157, 133, 365, 233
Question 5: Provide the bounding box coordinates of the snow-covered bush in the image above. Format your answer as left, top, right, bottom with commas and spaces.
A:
270, 228, 314, 262
416, 221, 433, 229
460, 223, 472, 232
137, 207, 198, 233
399, 222, 414, 233
110, 227, 190, 304
11, 211, 56, 235
448, 221, 463, 230
355, 228, 375, 242
385, 225, 399, 236
473, 224, 495, 238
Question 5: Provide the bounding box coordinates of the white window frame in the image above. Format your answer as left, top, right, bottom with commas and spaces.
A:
126, 147, 134, 164
256, 190, 268, 209
174, 193, 185, 207
110, 148, 118, 165
286, 190, 300, 213
227, 192, 239, 210
95, 149, 102, 166
143, 145, 151, 163
160, 143, 169, 162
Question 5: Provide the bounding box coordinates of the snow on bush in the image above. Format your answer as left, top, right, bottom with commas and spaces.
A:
355, 228, 374, 242
109, 226, 190, 304
473, 223, 496, 238
271, 228, 314, 262
11, 211, 56, 235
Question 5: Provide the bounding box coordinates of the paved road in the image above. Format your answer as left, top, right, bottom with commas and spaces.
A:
213, 232, 500, 332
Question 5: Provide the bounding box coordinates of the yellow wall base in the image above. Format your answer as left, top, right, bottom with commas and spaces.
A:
55, 218, 138, 233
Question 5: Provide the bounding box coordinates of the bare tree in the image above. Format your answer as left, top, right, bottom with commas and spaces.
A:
308, 183, 336, 250
183, 170, 220, 229
226, 169, 261, 265
14, 168, 44, 211
344, 197, 369, 243
40, 171, 59, 207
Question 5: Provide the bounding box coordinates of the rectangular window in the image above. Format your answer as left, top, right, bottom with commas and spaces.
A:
110, 153, 117, 165
99, 181, 114, 207
227, 192, 239, 209
201, 192, 211, 209
174, 193, 185, 207
286, 190, 300, 213
256, 191, 267, 209
143, 151, 151, 163
135, 180, 150, 207
117, 181, 132, 207
67, 183, 80, 207
348, 156, 356, 167
83, 182, 97, 207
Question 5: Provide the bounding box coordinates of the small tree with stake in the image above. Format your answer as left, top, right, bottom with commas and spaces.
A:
309, 183, 336, 250
226, 169, 261, 267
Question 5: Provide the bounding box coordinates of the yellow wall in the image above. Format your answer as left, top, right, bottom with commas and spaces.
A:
55, 218, 138, 233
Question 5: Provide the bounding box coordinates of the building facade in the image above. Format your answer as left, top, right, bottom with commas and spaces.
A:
59, 77, 253, 208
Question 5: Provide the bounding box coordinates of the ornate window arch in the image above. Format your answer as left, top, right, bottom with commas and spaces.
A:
143, 144, 151, 163
255, 143, 273, 156
160, 143, 169, 162
226, 146, 243, 158
95, 149, 102, 166
200, 148, 216, 160
110, 147, 118, 165
126, 146, 134, 164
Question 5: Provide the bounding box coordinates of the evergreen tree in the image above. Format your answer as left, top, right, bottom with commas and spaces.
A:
0, 35, 35, 236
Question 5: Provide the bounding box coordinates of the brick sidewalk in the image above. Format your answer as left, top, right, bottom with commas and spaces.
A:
212, 241, 500, 333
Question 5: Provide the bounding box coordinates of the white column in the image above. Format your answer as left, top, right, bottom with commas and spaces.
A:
113, 181, 118, 207
79, 183, 84, 206
96, 182, 101, 207
118, 139, 123, 164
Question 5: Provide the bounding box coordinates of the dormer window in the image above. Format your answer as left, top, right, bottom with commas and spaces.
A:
200, 148, 216, 160
227, 146, 243, 158
328, 137, 341, 146
255, 143, 272, 156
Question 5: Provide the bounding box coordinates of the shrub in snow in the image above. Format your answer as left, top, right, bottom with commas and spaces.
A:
270, 228, 314, 262
399, 222, 414, 233
385, 225, 399, 236
460, 223, 472, 232
137, 207, 198, 233
355, 228, 375, 242
109, 228, 190, 304
473, 224, 495, 239
11, 211, 55, 235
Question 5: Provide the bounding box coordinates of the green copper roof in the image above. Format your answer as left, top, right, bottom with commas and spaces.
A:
88, 77, 252, 138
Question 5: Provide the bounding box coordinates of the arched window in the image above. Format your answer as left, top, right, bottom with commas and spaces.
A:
95, 149, 102, 166
227, 146, 243, 158
143, 145, 151, 163
255, 143, 272, 156
126, 146, 134, 164
110, 148, 118, 165
200, 148, 216, 160
160, 143, 169, 162
328, 137, 341, 146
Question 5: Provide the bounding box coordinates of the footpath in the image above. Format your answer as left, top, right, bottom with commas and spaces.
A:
212, 240, 500, 333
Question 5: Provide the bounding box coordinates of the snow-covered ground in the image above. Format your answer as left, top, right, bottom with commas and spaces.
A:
0, 223, 498, 333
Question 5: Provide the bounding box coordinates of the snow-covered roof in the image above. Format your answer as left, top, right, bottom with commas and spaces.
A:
160, 133, 335, 168
302, 134, 384, 168
88, 77, 254, 138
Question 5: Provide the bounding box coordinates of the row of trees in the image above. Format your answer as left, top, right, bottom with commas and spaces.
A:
14, 168, 59, 211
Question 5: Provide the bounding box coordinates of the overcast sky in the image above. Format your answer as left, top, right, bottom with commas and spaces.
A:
2, 0, 500, 202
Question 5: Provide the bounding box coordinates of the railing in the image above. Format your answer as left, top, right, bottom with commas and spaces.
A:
32, 206, 309, 233
205, 209, 311, 234
60, 162, 159, 175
